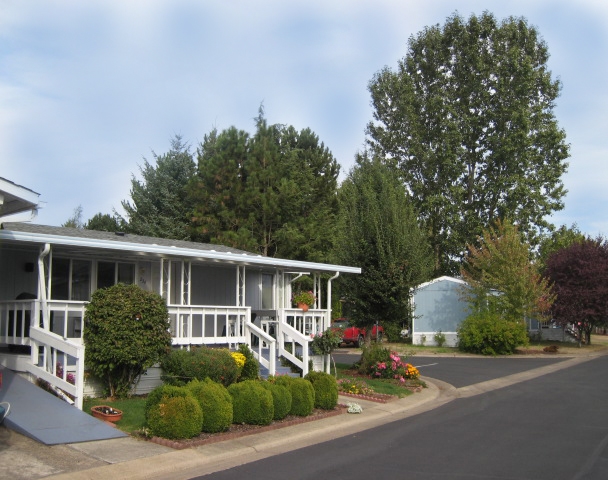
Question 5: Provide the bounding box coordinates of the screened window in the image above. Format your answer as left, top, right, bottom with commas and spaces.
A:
261, 273, 274, 309
51, 258, 91, 300
97, 261, 135, 290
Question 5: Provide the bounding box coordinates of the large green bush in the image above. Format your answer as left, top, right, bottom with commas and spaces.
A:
147, 395, 203, 440
228, 380, 274, 425
305, 371, 338, 410
161, 346, 239, 386
275, 376, 315, 417
357, 343, 393, 375
261, 381, 292, 420
187, 378, 233, 433
237, 343, 259, 381
457, 311, 529, 355
84, 284, 172, 398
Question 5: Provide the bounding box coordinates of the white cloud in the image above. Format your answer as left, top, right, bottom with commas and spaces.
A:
0, 0, 606, 237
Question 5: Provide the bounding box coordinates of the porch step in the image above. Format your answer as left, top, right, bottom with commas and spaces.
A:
258, 362, 300, 379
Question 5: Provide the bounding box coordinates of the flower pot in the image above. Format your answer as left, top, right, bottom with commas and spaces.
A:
298, 303, 309, 312
91, 405, 123, 422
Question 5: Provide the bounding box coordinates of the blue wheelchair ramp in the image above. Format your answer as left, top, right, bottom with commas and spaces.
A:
0, 367, 126, 445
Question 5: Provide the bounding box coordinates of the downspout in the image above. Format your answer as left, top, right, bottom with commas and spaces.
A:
37, 243, 51, 329
326, 272, 340, 330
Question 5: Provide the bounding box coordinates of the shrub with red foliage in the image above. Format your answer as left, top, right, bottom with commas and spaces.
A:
545, 238, 608, 345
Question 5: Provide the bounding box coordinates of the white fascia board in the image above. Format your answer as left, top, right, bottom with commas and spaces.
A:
0, 230, 361, 275
0, 178, 40, 205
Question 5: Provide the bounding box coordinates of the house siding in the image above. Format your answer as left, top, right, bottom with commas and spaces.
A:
413, 277, 470, 347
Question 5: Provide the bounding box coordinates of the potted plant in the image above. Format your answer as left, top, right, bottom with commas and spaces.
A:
91, 405, 123, 422
292, 290, 316, 311
310, 327, 343, 374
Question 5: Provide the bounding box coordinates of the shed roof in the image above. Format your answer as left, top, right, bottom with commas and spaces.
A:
414, 276, 468, 291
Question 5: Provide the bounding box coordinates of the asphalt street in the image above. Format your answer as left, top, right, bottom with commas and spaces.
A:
198, 354, 608, 480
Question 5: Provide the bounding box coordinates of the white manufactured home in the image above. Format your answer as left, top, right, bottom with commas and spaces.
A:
0, 217, 360, 410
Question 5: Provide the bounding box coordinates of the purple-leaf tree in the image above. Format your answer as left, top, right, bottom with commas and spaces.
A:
544, 237, 608, 346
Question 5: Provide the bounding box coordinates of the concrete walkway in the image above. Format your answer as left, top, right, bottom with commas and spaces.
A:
0, 353, 601, 480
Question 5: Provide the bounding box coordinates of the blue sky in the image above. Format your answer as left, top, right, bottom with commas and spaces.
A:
2, 1, 607, 237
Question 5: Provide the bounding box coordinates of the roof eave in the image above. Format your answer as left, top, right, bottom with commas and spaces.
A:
0, 229, 361, 275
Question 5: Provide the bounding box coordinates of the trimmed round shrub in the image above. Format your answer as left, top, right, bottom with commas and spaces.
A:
275, 376, 315, 417
145, 384, 193, 420
261, 381, 292, 420
187, 378, 233, 433
457, 311, 529, 355
238, 343, 259, 381
228, 380, 273, 425
161, 346, 240, 386
305, 371, 338, 410
147, 395, 203, 440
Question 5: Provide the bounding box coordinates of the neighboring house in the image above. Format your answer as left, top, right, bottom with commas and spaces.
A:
412, 276, 470, 347
0, 221, 360, 409
0, 177, 40, 223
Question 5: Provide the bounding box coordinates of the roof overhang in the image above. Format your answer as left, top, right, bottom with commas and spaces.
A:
0, 178, 40, 219
0, 229, 361, 275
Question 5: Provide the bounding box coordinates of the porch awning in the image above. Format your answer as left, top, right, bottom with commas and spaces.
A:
0, 223, 361, 275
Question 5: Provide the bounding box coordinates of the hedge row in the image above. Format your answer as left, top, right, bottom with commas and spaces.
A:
145, 372, 339, 439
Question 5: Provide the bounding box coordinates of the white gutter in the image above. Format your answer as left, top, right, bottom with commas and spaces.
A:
326, 271, 340, 329
0, 230, 361, 275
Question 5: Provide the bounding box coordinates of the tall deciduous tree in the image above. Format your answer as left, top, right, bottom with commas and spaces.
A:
190, 108, 339, 262
122, 135, 196, 240
62, 205, 84, 229
537, 223, 585, 271
367, 11, 569, 275
334, 155, 433, 335
545, 238, 608, 345
461, 219, 554, 323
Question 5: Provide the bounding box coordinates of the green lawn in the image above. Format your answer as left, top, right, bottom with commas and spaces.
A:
334, 362, 420, 398
84, 396, 147, 434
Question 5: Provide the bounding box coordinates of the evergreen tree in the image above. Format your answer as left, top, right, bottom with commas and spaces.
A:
190, 107, 339, 261
122, 135, 196, 240
334, 154, 433, 334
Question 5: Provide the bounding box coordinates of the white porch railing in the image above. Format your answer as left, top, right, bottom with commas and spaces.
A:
277, 308, 328, 376
168, 305, 250, 346
28, 325, 85, 410
0, 300, 36, 345
0, 300, 86, 409
282, 308, 327, 337
168, 304, 277, 375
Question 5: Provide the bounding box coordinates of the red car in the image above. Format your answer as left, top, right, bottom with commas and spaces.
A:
331, 318, 384, 348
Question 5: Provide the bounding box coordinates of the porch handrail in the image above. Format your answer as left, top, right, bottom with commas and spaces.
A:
27, 325, 85, 410
245, 321, 276, 376
278, 321, 311, 377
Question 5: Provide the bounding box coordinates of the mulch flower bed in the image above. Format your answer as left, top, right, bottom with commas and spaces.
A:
149, 406, 346, 450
